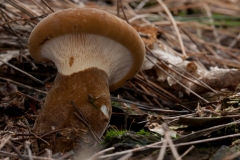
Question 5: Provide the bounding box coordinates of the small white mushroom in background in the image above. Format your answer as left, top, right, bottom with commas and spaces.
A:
28, 8, 145, 152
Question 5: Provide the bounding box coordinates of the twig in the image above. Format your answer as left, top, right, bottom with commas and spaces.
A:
71, 100, 101, 143
229, 32, 240, 48
0, 58, 44, 85
173, 120, 240, 144
157, 139, 167, 160
99, 141, 163, 159
20, 92, 41, 102
87, 147, 115, 160
146, 54, 209, 103
162, 123, 180, 159
118, 152, 133, 160
30, 128, 66, 146
135, 75, 181, 103
24, 141, 33, 160
45, 149, 52, 158
165, 132, 240, 148
30, 131, 50, 146
0, 77, 47, 95
178, 146, 194, 160
117, 0, 129, 24
74, 113, 101, 143
0, 135, 11, 150
58, 150, 75, 160
6, 141, 27, 160
162, 60, 218, 94
0, 9, 28, 44
0, 150, 56, 160
7, 0, 38, 18
111, 96, 188, 114
41, 0, 54, 13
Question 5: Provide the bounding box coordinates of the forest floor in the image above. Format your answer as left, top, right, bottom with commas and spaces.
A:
1, 0, 240, 159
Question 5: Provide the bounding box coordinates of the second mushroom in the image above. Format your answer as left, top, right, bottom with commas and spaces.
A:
28, 8, 145, 152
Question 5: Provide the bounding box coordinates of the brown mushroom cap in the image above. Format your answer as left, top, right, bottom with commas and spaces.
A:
28, 7, 145, 90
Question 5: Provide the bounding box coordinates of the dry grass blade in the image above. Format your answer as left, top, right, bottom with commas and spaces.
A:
157, 0, 187, 58
6, 0, 39, 18
41, 0, 54, 13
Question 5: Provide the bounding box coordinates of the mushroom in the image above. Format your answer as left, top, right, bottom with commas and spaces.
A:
28, 8, 145, 152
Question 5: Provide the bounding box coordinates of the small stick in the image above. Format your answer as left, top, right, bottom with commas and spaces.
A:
24, 141, 33, 160
111, 96, 189, 114
30, 128, 65, 148
0, 135, 11, 150
0, 150, 55, 160
0, 77, 47, 95
7, 0, 38, 18
157, 139, 167, 160
58, 150, 75, 160
163, 124, 180, 159
0, 9, 28, 44
41, 0, 54, 13
161, 60, 218, 94
30, 131, 50, 146
117, 0, 129, 24
118, 153, 133, 160
135, 74, 181, 103
87, 147, 114, 160
0, 58, 44, 85
19, 92, 41, 102
23, 118, 50, 146
74, 113, 101, 143
167, 132, 240, 148
178, 146, 194, 160
71, 100, 101, 143
6, 141, 27, 160
146, 55, 209, 103
45, 149, 52, 158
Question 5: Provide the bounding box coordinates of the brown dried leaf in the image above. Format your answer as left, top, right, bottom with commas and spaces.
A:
132, 25, 158, 47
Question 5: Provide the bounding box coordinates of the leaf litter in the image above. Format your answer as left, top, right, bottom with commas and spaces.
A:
1, 0, 240, 159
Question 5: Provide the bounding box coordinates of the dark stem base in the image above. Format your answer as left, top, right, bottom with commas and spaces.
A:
32, 67, 111, 153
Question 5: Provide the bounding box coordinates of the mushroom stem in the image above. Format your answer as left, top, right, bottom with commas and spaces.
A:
33, 67, 111, 152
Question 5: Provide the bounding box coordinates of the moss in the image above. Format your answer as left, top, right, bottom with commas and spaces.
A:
137, 129, 150, 136
102, 129, 161, 148
111, 101, 121, 107
103, 129, 126, 144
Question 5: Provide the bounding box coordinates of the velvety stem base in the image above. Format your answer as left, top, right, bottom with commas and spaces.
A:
33, 67, 111, 152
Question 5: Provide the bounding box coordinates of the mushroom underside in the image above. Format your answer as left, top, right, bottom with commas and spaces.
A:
40, 33, 133, 87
